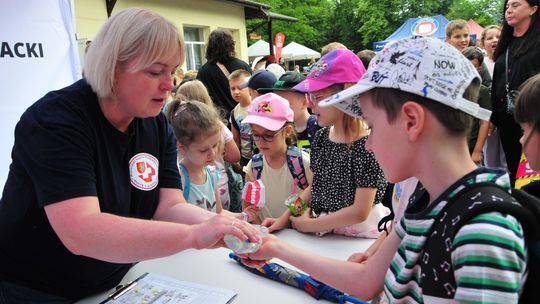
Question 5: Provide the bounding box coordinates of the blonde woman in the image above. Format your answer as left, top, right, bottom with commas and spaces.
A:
0, 8, 257, 303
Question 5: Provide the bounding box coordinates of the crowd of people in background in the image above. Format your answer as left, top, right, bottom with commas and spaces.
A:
1, 0, 540, 303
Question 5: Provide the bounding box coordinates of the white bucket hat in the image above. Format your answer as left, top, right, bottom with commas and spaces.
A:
319, 36, 492, 121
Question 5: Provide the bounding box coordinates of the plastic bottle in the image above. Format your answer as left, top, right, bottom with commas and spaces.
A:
224, 225, 268, 254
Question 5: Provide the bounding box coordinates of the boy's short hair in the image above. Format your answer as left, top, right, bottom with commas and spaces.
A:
356, 49, 376, 69
229, 69, 250, 82
445, 19, 469, 37
462, 46, 485, 65
85, 8, 184, 98
319, 36, 489, 131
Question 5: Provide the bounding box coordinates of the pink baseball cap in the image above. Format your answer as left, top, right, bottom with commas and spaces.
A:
241, 93, 294, 131
293, 48, 366, 93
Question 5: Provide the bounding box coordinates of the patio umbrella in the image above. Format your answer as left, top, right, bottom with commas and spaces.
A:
229, 253, 367, 304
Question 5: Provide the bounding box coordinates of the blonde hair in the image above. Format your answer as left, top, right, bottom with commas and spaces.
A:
165, 97, 222, 147
85, 8, 184, 98
321, 42, 347, 56
177, 80, 213, 106
185, 69, 198, 79
229, 69, 250, 81
480, 25, 501, 45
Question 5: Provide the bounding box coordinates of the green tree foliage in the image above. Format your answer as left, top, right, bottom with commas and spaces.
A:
353, 0, 456, 49
247, 0, 505, 52
246, 0, 332, 52
326, 0, 363, 52
447, 0, 504, 26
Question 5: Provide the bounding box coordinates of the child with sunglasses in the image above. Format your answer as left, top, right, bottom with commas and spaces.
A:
241, 93, 313, 223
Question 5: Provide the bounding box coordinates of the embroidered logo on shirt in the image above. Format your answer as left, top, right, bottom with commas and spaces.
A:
129, 153, 159, 191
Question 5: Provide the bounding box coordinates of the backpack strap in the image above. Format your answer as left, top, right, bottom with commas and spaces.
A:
306, 115, 320, 141
178, 162, 190, 200
286, 146, 308, 190
251, 153, 264, 180
205, 165, 218, 191
420, 182, 536, 300
180, 163, 220, 201
250, 147, 308, 191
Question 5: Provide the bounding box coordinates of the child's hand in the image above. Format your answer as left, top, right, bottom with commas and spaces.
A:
471, 151, 483, 165
261, 217, 276, 228
243, 205, 259, 222
262, 216, 288, 233
239, 256, 267, 268
289, 208, 313, 232
243, 234, 281, 263
347, 251, 371, 264
487, 122, 495, 136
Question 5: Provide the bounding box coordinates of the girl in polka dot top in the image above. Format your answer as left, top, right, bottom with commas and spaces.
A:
262, 49, 389, 238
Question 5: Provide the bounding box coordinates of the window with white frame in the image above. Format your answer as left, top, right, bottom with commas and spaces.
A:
183, 27, 205, 70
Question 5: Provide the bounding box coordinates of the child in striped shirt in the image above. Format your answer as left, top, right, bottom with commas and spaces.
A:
244, 37, 526, 303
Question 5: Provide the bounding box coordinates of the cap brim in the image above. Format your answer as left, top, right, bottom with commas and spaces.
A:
257, 87, 295, 94
292, 78, 333, 93
239, 82, 249, 89
239, 76, 250, 89
256, 87, 274, 94
241, 116, 288, 131
318, 81, 376, 118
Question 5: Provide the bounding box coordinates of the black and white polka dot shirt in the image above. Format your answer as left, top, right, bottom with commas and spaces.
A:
310, 127, 387, 214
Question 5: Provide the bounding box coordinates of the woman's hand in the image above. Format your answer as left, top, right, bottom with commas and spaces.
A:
190, 214, 259, 249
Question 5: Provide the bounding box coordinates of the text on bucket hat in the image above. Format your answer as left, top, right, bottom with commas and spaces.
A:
257, 71, 306, 94
241, 93, 294, 131
292, 48, 366, 93
239, 70, 277, 90
319, 36, 492, 121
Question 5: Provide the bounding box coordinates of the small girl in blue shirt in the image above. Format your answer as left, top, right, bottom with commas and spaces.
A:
166, 99, 255, 220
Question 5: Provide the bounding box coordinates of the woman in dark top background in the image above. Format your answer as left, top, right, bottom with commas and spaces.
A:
491, 0, 540, 186
197, 29, 251, 117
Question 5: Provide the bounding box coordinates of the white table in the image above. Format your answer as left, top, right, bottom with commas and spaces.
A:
77, 229, 374, 304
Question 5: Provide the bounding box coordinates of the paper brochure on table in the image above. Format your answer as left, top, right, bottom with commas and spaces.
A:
100, 272, 237, 304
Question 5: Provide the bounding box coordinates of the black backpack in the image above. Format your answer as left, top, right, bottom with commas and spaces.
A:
420, 182, 540, 303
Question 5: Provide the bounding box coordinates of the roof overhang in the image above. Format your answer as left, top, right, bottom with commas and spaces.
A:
222, 0, 298, 22
106, 0, 298, 22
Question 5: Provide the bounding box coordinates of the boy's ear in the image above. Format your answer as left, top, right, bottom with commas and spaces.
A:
401, 101, 425, 142
301, 94, 309, 107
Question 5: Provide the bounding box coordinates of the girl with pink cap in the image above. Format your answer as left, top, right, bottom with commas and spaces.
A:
241, 93, 313, 222
263, 49, 389, 238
